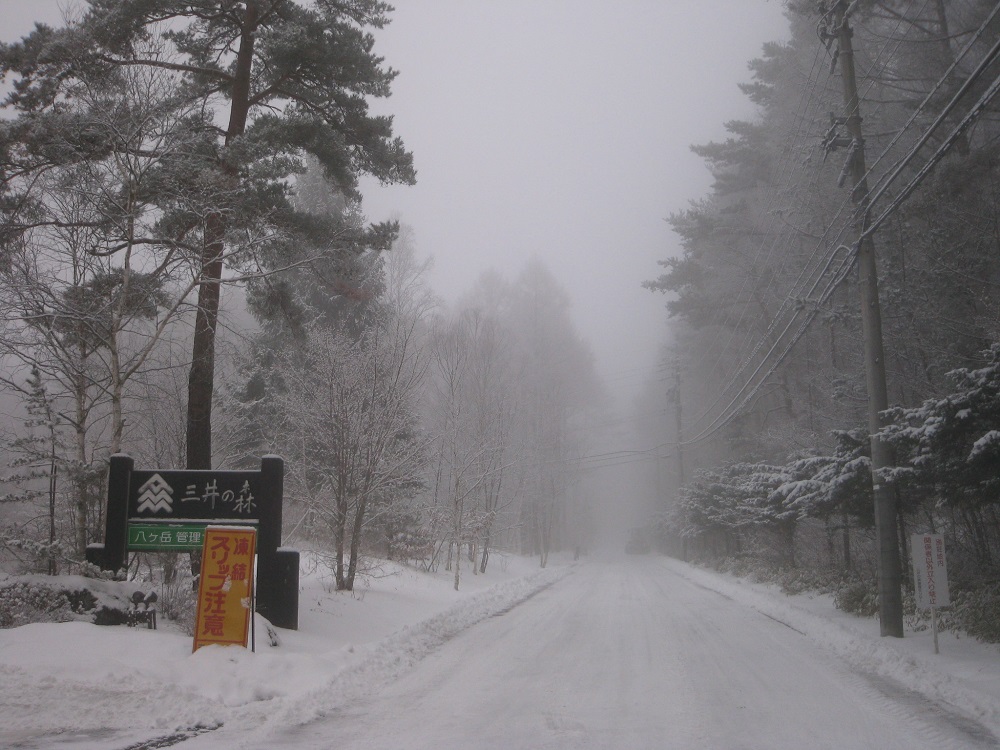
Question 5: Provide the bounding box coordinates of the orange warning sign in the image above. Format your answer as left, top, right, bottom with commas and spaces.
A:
192, 526, 256, 652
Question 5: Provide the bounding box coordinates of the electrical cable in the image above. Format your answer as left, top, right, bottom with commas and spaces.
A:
678, 0, 922, 434
672, 2, 1000, 446
866, 65, 1000, 238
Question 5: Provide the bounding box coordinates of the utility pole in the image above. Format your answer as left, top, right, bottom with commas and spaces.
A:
672, 362, 685, 489
670, 361, 687, 561
829, 0, 904, 636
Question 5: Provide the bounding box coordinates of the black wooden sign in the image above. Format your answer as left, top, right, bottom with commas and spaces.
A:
87, 454, 298, 630
128, 470, 263, 521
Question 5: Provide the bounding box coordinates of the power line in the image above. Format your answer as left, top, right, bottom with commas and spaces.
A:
677, 0, 923, 434
674, 2, 1000, 447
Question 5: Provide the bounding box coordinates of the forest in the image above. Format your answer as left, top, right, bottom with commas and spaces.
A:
642, 0, 1000, 641
0, 0, 605, 626
3, 0, 1000, 646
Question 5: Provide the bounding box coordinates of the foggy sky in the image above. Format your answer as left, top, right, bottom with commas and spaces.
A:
1, 0, 790, 403
357, 1, 789, 403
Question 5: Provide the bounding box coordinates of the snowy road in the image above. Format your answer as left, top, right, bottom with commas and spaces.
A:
222, 557, 998, 750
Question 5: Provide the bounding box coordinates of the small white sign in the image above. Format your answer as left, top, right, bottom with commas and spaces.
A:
911, 533, 950, 610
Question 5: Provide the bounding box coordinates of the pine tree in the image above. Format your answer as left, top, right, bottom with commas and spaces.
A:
0, 0, 415, 469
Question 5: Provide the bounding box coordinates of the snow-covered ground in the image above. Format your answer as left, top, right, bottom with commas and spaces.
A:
676, 559, 1000, 741
1, 553, 999, 748
0, 553, 572, 749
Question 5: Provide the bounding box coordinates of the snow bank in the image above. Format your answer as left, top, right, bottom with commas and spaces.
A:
0, 554, 570, 749
665, 558, 1000, 737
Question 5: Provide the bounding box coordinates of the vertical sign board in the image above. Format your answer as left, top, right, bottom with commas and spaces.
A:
911, 533, 950, 654
193, 526, 257, 652
911, 533, 950, 609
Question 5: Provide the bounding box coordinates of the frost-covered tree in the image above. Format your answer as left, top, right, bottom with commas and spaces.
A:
646, 1, 1000, 581
781, 429, 874, 569
676, 463, 799, 565
0, 0, 415, 470
0, 57, 211, 559
0, 369, 66, 574
883, 345, 1000, 568
228, 237, 432, 591
425, 303, 515, 588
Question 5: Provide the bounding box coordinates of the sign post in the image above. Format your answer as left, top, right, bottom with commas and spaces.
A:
192, 526, 257, 652
87, 454, 298, 630
910, 533, 950, 654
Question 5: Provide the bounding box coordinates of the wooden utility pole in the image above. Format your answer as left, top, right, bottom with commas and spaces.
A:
670, 362, 688, 561
832, 0, 904, 636
672, 363, 685, 489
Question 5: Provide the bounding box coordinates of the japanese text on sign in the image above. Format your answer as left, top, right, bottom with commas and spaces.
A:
127, 523, 207, 551
180, 479, 256, 514
192, 527, 257, 652
911, 533, 950, 610
129, 470, 261, 521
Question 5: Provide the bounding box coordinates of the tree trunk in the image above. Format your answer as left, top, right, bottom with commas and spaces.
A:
48, 456, 57, 574
109, 195, 133, 457
898, 510, 910, 581
73, 368, 89, 558
538, 504, 550, 569
479, 531, 491, 574
345, 495, 369, 591
783, 521, 796, 568
185, 4, 257, 469
335, 485, 348, 589
186, 218, 224, 469
842, 505, 852, 571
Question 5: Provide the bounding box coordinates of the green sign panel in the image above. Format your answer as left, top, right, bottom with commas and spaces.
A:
127, 523, 209, 551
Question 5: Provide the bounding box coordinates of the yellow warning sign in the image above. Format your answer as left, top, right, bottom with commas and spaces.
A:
192, 526, 256, 652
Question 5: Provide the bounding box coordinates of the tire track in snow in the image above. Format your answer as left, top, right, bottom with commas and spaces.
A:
116, 723, 222, 750
183, 563, 573, 748
856, 670, 1000, 749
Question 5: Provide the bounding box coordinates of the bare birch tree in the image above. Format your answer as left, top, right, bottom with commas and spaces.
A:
269, 240, 433, 590
0, 57, 208, 558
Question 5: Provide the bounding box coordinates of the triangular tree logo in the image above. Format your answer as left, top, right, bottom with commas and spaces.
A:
136, 474, 174, 514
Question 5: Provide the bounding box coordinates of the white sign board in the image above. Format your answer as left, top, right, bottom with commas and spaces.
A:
911, 533, 950, 610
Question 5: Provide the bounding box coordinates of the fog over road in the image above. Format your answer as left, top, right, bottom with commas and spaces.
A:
224, 558, 996, 750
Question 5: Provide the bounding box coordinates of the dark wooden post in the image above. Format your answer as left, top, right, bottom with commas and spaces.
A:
86, 454, 133, 573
